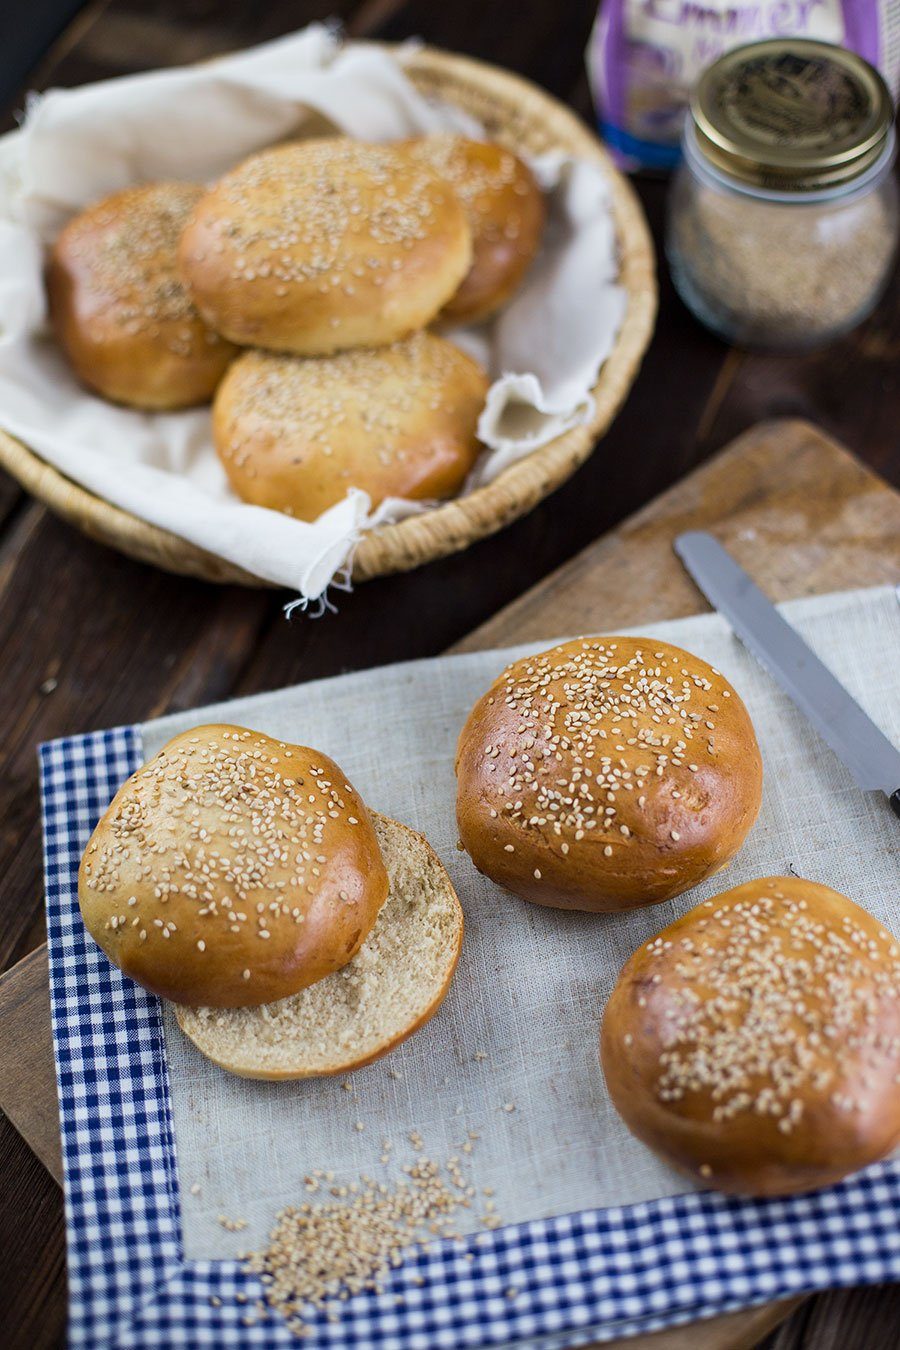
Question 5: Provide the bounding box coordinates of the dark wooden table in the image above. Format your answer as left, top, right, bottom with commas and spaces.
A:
1, 3, 899, 1347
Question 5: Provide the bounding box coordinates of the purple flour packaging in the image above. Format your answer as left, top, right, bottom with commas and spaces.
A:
588, 2, 900, 170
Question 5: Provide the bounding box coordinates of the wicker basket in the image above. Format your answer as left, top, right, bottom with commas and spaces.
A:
0, 46, 656, 587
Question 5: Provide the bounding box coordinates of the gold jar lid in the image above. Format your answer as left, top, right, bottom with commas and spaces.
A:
691, 39, 894, 191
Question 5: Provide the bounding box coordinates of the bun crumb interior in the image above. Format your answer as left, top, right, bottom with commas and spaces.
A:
176, 814, 463, 1078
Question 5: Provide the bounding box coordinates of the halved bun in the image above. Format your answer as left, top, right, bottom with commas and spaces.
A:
78, 725, 388, 1008
176, 815, 463, 1079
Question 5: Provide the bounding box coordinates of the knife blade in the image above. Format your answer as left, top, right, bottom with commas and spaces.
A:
674, 531, 900, 819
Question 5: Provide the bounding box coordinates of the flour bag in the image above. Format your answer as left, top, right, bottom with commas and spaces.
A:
588, 1, 900, 171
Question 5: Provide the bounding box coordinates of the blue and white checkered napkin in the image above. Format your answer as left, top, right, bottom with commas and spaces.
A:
40, 615, 900, 1348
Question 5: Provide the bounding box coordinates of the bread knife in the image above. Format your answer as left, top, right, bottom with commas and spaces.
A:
674, 530, 900, 819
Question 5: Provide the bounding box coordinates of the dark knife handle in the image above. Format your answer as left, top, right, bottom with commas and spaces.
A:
892, 790, 900, 820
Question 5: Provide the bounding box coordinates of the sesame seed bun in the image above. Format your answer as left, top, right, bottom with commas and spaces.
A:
175, 814, 464, 1080
601, 877, 900, 1196
178, 138, 473, 355
455, 637, 762, 913
212, 333, 488, 520
78, 725, 389, 1008
404, 136, 545, 324
47, 182, 236, 410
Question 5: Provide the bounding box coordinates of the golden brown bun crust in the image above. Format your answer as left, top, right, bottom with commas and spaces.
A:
406, 136, 545, 324
213, 333, 487, 520
78, 725, 388, 1007
47, 182, 236, 409
455, 636, 762, 913
178, 138, 473, 355
601, 877, 900, 1196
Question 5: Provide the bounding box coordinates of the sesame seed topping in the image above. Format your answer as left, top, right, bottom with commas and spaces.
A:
463, 638, 744, 880
638, 885, 900, 1132
216, 330, 485, 519
81, 726, 376, 998
57, 182, 228, 357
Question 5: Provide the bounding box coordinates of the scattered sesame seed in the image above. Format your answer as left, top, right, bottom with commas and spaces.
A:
244, 1140, 484, 1336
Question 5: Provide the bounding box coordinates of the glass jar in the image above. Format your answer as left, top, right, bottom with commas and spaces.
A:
666, 39, 899, 352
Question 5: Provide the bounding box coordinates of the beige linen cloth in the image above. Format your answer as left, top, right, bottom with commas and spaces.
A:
141, 584, 900, 1262
0, 25, 625, 600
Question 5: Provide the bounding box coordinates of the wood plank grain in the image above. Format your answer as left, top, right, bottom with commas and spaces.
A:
0, 510, 277, 973
0, 946, 59, 1180
0, 1115, 66, 1350
456, 419, 900, 652
696, 260, 900, 484
764, 1285, 899, 1350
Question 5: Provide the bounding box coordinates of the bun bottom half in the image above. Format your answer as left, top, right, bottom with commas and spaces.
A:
176, 815, 463, 1079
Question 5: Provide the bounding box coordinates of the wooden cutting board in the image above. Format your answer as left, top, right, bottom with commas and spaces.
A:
2, 417, 899, 1349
